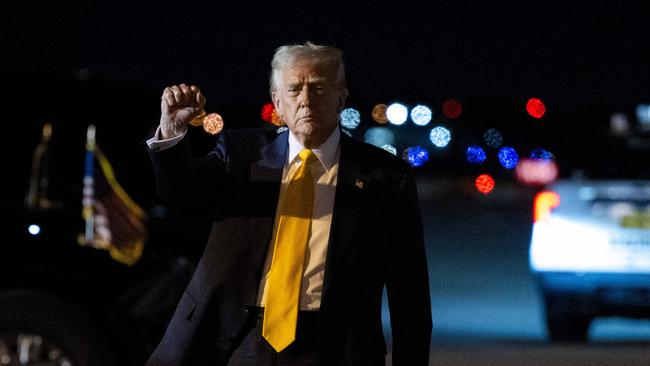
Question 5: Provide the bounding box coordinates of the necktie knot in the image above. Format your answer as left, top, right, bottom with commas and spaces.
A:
299, 149, 317, 168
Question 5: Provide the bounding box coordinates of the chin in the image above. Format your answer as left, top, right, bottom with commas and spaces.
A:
297, 122, 319, 136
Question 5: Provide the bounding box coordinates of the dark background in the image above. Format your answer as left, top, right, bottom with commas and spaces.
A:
4, 1, 650, 202
3, 2, 650, 360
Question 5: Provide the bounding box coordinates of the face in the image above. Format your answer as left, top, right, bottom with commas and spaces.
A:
272, 60, 346, 148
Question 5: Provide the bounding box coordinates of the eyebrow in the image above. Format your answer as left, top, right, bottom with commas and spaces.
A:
287, 77, 329, 85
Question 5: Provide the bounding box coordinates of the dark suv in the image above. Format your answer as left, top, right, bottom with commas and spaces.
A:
2, 75, 211, 364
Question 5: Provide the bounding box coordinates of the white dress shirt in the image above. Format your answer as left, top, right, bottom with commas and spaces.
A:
147, 125, 340, 310
256, 127, 340, 310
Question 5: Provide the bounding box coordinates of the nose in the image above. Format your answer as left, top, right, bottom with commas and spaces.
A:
298, 85, 313, 107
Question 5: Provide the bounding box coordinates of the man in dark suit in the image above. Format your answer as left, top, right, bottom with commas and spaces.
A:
145, 42, 431, 365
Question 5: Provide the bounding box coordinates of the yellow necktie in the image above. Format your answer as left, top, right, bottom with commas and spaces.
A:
263, 149, 317, 352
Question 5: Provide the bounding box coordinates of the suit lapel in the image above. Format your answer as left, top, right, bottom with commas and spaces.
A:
250, 130, 288, 183
322, 136, 370, 298
245, 131, 288, 292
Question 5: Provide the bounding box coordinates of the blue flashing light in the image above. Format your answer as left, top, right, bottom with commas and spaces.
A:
498, 147, 519, 169
483, 128, 503, 149
340, 108, 361, 129
363, 127, 395, 148
410, 105, 432, 126
530, 148, 554, 161
429, 126, 451, 148
466, 145, 487, 164
403, 146, 429, 167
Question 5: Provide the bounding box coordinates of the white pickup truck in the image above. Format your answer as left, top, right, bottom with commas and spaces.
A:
530, 179, 650, 341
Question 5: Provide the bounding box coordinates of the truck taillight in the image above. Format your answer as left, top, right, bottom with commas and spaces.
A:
534, 191, 560, 223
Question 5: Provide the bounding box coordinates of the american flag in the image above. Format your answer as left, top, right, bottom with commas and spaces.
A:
79, 125, 146, 266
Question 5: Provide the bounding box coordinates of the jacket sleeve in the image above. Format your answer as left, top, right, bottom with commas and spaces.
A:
386, 167, 432, 365
147, 132, 228, 209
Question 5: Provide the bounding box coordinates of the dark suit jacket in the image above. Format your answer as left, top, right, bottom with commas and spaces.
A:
145, 128, 431, 366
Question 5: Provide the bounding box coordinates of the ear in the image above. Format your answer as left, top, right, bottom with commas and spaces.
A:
272, 91, 283, 116
337, 88, 349, 114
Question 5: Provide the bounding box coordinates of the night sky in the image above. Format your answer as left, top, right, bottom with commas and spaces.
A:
5, 2, 649, 104
3, 1, 650, 205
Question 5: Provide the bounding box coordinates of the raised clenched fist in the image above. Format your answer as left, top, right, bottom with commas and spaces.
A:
159, 84, 206, 139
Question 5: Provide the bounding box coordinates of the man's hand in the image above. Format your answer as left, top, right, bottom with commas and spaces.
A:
160, 84, 206, 139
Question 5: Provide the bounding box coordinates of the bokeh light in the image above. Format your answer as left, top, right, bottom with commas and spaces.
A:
483, 128, 503, 149
429, 126, 451, 148
637, 104, 650, 125
466, 145, 487, 164
28, 224, 41, 236
498, 147, 519, 169
533, 191, 561, 223
271, 108, 283, 126
526, 97, 546, 119
340, 108, 361, 130
403, 146, 429, 167
372, 104, 389, 124
516, 159, 558, 186
261, 103, 274, 123
610, 112, 630, 136
475, 174, 495, 194
364, 127, 395, 148
202, 113, 224, 135
530, 148, 554, 161
442, 98, 463, 119
410, 105, 432, 126
386, 103, 408, 125
260, 102, 283, 126
381, 144, 397, 155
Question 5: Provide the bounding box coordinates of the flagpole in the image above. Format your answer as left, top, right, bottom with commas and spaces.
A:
82, 125, 96, 244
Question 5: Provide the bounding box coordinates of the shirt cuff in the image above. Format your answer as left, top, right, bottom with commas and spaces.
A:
146, 126, 187, 152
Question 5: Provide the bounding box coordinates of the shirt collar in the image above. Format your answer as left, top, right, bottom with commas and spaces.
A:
287, 126, 340, 171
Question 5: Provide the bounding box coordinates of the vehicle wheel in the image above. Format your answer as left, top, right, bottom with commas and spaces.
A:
546, 312, 591, 342
0, 289, 116, 366
543, 293, 591, 342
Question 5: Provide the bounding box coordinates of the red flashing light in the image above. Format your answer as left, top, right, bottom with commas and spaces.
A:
526, 98, 546, 119
261, 103, 275, 123
475, 174, 495, 194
